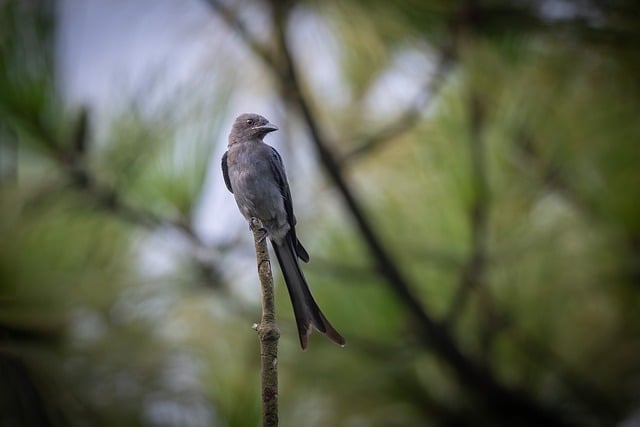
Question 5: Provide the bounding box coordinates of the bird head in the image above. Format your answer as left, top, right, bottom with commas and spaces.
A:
229, 113, 278, 144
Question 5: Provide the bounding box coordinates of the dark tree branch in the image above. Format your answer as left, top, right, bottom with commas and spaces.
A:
269, 4, 571, 427
0, 125, 18, 184
444, 92, 491, 333
508, 324, 622, 423
0, 354, 55, 427
71, 168, 225, 289
513, 130, 593, 214
515, 130, 640, 292
23, 109, 226, 288
208, 1, 575, 425
202, 0, 277, 70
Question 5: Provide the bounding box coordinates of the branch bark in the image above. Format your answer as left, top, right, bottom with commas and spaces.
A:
250, 218, 279, 427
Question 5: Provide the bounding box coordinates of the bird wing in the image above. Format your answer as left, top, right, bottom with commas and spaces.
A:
268, 147, 293, 224
268, 146, 310, 263
221, 151, 233, 193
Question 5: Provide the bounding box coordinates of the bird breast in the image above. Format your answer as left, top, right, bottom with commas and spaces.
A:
228, 145, 288, 239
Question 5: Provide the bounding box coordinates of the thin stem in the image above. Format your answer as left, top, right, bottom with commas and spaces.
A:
250, 218, 279, 427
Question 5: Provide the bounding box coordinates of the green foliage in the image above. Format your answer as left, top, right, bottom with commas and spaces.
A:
2, 0, 640, 426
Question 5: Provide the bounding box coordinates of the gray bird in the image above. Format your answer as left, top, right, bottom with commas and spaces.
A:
221, 113, 345, 350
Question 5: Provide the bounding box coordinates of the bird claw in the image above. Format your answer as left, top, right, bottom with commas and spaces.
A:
257, 231, 269, 243
249, 217, 262, 231
249, 217, 269, 242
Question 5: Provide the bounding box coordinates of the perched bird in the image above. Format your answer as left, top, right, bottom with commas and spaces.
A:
221, 113, 345, 350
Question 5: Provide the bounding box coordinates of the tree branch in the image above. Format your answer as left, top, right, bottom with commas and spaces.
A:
444, 91, 491, 334
202, 0, 278, 70
23, 108, 227, 288
340, 50, 454, 165
268, 4, 572, 426
209, 1, 575, 425
250, 218, 279, 427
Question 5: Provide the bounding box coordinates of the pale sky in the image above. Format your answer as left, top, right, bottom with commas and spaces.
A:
54, 0, 431, 264
56, 0, 280, 248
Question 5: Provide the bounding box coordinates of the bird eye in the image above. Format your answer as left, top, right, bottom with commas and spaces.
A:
246, 119, 253, 125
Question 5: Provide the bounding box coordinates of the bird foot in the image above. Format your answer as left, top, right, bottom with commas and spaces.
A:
249, 217, 269, 242
257, 230, 269, 243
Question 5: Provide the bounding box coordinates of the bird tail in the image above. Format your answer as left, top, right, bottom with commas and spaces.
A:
271, 236, 345, 350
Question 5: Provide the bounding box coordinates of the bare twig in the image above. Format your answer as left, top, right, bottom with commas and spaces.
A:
250, 218, 279, 427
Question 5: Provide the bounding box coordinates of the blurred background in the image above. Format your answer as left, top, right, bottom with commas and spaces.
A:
1, 0, 639, 426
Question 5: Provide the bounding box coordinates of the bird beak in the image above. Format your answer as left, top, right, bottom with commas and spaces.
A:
256, 122, 278, 133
